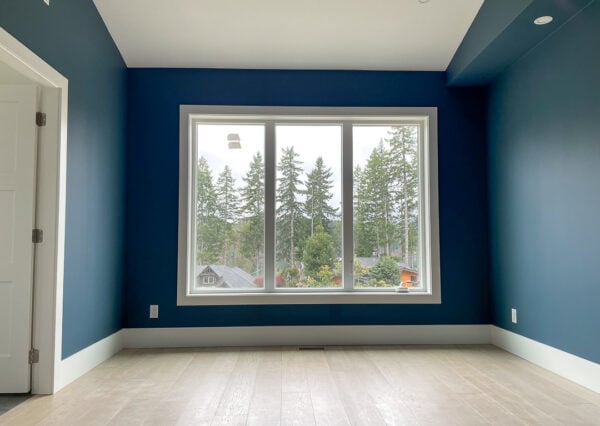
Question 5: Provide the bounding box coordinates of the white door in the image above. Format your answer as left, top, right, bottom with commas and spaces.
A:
0, 85, 38, 393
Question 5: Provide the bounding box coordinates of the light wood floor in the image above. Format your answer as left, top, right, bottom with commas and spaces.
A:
2, 345, 600, 425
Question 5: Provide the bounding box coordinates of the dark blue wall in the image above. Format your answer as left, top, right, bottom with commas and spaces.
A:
0, 1, 127, 358
488, 1, 600, 363
125, 69, 490, 328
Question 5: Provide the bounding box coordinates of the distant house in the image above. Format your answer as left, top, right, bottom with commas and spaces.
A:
355, 257, 419, 287
195, 265, 257, 289
400, 267, 419, 288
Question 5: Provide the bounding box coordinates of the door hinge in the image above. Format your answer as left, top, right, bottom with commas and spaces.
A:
36, 112, 46, 127
32, 228, 44, 243
29, 349, 39, 364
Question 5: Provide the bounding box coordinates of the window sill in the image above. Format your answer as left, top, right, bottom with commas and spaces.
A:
177, 291, 441, 306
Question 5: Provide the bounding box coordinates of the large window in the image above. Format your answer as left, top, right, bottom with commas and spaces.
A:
178, 107, 439, 305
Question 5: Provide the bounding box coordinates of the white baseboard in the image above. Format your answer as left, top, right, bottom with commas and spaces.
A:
123, 324, 491, 348
491, 326, 600, 394
48, 325, 600, 398
54, 329, 124, 392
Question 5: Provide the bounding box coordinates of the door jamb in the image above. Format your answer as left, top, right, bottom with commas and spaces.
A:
0, 27, 68, 394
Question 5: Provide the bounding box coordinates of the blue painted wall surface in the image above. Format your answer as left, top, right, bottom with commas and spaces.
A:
448, 0, 591, 86
488, 1, 600, 363
125, 69, 490, 328
0, 1, 127, 358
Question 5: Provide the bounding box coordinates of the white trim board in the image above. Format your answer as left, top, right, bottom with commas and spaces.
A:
52, 325, 600, 398
0, 27, 69, 395
491, 326, 600, 395
123, 325, 491, 348
55, 330, 124, 391
178, 106, 440, 306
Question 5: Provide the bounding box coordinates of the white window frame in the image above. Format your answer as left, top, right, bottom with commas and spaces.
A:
178, 106, 440, 305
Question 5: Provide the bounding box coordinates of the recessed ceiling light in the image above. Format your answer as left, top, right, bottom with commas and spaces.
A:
227, 133, 241, 149
418, 0, 430, 3
534, 16, 553, 25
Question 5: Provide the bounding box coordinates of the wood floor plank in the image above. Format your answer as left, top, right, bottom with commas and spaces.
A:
303, 350, 350, 426
1, 345, 599, 426
247, 349, 282, 426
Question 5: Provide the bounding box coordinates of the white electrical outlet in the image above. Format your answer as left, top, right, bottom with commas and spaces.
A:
149, 305, 159, 319
511, 308, 517, 324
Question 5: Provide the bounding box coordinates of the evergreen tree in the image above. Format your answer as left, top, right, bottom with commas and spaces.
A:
361, 141, 396, 256
370, 256, 401, 285
196, 157, 216, 221
215, 165, 240, 265
387, 127, 419, 266
354, 165, 377, 257
239, 152, 265, 276
304, 157, 338, 235
353, 127, 419, 265
196, 157, 222, 264
276, 146, 303, 267
240, 152, 264, 217
303, 225, 334, 278
215, 165, 240, 224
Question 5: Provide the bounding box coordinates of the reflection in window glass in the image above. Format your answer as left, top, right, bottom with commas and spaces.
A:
353, 126, 421, 289
194, 124, 265, 291
275, 125, 342, 289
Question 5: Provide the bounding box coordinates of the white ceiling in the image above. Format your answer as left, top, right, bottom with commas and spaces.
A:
94, 0, 483, 70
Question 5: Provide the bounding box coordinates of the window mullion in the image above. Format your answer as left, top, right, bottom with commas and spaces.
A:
342, 122, 354, 292
264, 121, 276, 292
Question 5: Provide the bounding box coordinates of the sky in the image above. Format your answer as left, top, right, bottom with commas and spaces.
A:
196, 124, 399, 207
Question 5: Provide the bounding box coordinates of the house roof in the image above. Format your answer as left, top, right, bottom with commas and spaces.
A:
196, 265, 256, 289
356, 257, 378, 269
355, 257, 417, 273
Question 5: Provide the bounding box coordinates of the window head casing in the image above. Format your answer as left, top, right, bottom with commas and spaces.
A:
178, 106, 440, 305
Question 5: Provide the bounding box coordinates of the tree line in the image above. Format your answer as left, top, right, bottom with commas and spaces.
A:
354, 126, 419, 269
195, 126, 419, 288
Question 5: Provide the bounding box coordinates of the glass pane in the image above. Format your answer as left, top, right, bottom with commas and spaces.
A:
193, 124, 265, 291
353, 126, 421, 289
275, 125, 342, 289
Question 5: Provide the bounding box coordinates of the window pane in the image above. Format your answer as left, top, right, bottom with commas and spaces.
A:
194, 124, 265, 291
275, 125, 342, 289
353, 126, 421, 289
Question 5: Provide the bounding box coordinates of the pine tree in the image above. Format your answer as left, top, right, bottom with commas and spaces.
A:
196, 157, 216, 221
304, 157, 338, 235
215, 165, 240, 265
362, 141, 396, 257
276, 146, 303, 267
239, 152, 265, 276
196, 157, 222, 264
354, 165, 377, 257
240, 152, 264, 217
387, 126, 419, 266
215, 165, 240, 224
353, 127, 420, 268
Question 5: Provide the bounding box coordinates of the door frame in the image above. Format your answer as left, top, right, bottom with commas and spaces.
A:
0, 27, 68, 394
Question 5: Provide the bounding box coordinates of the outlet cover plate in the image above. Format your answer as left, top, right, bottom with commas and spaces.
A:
149, 305, 159, 319
511, 308, 517, 324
